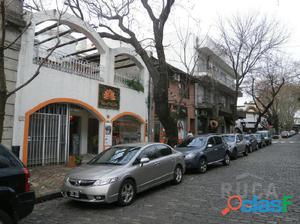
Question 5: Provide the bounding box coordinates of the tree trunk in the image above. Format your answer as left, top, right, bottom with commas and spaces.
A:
132, 39, 178, 146
273, 114, 279, 134
254, 113, 263, 131
0, 93, 7, 143
152, 72, 178, 146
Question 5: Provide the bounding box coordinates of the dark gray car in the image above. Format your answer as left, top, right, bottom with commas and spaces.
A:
244, 134, 258, 153
62, 143, 185, 206
222, 134, 248, 159
175, 134, 231, 173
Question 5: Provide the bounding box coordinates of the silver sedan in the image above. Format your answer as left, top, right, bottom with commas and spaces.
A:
61, 143, 185, 206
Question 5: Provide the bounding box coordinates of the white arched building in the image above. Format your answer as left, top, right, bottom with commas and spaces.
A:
12, 10, 149, 166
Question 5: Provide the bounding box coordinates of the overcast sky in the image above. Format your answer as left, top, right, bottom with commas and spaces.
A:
171, 0, 300, 59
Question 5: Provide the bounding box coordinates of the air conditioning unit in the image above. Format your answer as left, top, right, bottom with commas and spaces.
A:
174, 74, 180, 82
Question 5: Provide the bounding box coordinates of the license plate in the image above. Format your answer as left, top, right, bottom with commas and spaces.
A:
69, 191, 79, 198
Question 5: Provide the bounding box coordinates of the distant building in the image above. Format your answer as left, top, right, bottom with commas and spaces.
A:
194, 47, 236, 134
293, 110, 300, 132
236, 102, 269, 133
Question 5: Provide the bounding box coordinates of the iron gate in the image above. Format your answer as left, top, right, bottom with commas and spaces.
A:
27, 104, 69, 166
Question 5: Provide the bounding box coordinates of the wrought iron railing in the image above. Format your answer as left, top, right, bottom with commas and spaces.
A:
33, 46, 104, 81
114, 72, 144, 90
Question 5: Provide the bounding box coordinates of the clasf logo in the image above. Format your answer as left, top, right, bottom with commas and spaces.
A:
221, 195, 293, 216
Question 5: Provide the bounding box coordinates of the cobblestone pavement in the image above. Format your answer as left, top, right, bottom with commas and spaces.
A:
22, 135, 300, 224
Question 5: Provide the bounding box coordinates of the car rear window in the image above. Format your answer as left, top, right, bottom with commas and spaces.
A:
0, 145, 21, 168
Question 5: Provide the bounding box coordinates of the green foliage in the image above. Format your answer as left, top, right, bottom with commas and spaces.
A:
75, 155, 82, 165
125, 79, 144, 92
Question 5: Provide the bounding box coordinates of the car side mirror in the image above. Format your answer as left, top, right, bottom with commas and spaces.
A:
140, 157, 150, 167
207, 144, 213, 148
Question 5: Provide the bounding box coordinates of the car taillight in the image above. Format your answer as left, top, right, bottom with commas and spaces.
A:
23, 167, 30, 192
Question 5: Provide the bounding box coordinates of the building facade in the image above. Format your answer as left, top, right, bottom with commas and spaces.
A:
2, 1, 25, 148
12, 10, 149, 166
195, 47, 236, 134
149, 63, 195, 143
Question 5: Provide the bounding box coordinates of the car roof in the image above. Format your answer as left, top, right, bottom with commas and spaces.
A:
194, 134, 222, 138
112, 142, 167, 148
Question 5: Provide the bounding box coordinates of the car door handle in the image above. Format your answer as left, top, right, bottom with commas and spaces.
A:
214, 148, 218, 151
153, 162, 160, 166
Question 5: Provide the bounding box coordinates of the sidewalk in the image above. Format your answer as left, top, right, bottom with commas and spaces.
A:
29, 154, 95, 202
29, 165, 73, 200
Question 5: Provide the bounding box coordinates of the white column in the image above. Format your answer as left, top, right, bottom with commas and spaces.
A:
80, 111, 88, 155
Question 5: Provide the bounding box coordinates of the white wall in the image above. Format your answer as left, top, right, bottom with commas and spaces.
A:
12, 11, 149, 161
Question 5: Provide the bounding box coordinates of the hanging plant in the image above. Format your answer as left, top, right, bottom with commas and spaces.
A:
125, 79, 144, 92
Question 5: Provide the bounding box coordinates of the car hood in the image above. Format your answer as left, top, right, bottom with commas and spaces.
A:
176, 146, 203, 155
67, 164, 124, 180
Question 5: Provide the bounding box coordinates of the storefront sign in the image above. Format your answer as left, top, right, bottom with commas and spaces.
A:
98, 84, 120, 110
104, 122, 112, 149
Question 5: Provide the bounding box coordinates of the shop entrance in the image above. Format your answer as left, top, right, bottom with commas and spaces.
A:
112, 115, 141, 145
27, 102, 101, 166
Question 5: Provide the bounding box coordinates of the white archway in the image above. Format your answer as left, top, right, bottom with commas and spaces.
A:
32, 10, 108, 54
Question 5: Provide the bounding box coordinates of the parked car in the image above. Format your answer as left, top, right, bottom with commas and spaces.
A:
253, 133, 265, 148
256, 130, 272, 145
281, 131, 290, 138
175, 134, 231, 173
62, 143, 185, 206
0, 144, 35, 224
272, 135, 280, 139
244, 134, 258, 152
289, 130, 296, 136
222, 134, 248, 159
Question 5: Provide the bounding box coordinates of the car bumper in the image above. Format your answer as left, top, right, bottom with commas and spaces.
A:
184, 157, 199, 169
61, 181, 120, 203
16, 191, 35, 220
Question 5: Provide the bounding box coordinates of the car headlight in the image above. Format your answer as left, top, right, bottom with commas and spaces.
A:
93, 177, 119, 186
185, 153, 196, 160
64, 176, 69, 183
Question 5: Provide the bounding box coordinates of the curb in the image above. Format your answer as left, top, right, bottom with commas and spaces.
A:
35, 191, 62, 204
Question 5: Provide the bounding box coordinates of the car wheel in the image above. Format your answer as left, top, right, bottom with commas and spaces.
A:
117, 179, 136, 206
0, 210, 13, 224
223, 153, 230, 166
243, 147, 248, 156
231, 148, 238, 160
172, 165, 183, 184
198, 158, 208, 173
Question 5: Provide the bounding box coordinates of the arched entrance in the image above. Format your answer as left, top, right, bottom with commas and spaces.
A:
23, 98, 105, 166
111, 113, 145, 145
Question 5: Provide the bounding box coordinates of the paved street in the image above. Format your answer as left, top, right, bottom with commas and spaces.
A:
21, 135, 300, 224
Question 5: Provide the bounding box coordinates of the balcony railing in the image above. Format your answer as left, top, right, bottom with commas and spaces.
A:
33, 46, 104, 81
196, 71, 235, 90
114, 72, 144, 92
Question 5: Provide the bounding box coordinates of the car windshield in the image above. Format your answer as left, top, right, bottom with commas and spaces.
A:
187, 137, 206, 147
88, 146, 141, 165
223, 135, 235, 142
254, 134, 261, 139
